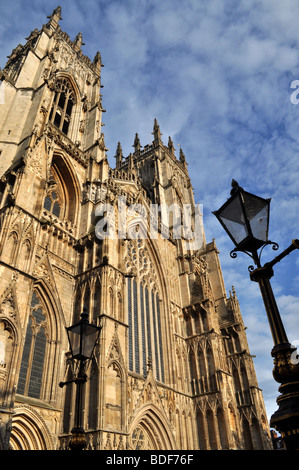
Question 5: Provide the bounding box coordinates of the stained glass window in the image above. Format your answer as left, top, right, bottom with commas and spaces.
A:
131, 427, 146, 450
128, 278, 133, 372
133, 279, 140, 374
17, 291, 48, 399
126, 240, 165, 382
140, 284, 147, 376
156, 293, 165, 382
127, 279, 164, 383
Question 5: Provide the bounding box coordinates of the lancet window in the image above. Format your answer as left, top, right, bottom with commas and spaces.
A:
17, 291, 48, 399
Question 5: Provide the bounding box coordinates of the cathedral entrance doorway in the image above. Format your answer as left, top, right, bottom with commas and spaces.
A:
9, 406, 54, 450
129, 405, 176, 450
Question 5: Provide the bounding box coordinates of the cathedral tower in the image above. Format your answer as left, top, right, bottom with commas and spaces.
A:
0, 8, 272, 450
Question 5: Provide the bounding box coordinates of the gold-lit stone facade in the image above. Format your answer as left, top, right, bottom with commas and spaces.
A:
0, 8, 272, 450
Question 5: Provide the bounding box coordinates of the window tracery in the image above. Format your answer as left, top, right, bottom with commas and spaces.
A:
126, 239, 165, 382
43, 167, 65, 219
49, 78, 76, 136
17, 291, 48, 399
42, 154, 78, 226
131, 426, 146, 450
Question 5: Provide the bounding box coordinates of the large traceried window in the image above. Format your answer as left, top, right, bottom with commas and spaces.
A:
126, 239, 165, 382
17, 291, 48, 399
49, 78, 76, 136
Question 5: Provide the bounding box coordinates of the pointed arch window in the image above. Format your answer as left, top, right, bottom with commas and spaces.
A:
43, 166, 65, 219
44, 157, 69, 219
49, 78, 76, 136
126, 239, 165, 382
17, 291, 48, 399
43, 154, 78, 225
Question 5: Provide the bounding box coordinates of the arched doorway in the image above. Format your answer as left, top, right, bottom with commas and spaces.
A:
128, 405, 176, 450
9, 406, 54, 450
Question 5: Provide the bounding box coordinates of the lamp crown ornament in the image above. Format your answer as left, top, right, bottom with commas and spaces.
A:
80, 307, 89, 322
230, 179, 243, 195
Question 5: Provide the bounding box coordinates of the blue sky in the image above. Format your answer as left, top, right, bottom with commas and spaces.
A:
1, 0, 299, 424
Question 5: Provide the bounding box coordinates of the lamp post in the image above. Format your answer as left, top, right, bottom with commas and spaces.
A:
60, 308, 101, 450
213, 180, 299, 450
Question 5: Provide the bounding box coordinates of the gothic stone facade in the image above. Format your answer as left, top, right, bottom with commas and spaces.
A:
0, 8, 272, 450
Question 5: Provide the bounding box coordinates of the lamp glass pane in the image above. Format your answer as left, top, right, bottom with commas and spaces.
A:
242, 193, 269, 242
249, 205, 268, 241
81, 324, 99, 359
67, 324, 82, 359
218, 195, 249, 244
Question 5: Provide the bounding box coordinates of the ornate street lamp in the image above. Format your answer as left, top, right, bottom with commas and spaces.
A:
60, 308, 101, 450
213, 180, 299, 450
213, 179, 271, 260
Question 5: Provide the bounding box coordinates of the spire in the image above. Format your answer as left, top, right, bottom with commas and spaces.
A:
46, 6, 62, 31
179, 147, 188, 172
133, 133, 141, 153
152, 118, 162, 144
73, 32, 85, 51
179, 148, 186, 163
93, 51, 103, 72
128, 152, 135, 171
168, 136, 175, 155
114, 142, 123, 169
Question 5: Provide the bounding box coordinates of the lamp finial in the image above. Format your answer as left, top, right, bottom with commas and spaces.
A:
230, 179, 243, 195
81, 307, 89, 321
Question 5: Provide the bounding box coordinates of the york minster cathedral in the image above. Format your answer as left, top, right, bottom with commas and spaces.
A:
0, 7, 272, 450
